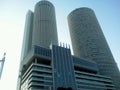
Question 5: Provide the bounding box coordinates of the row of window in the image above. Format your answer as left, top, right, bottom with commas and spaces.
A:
34, 45, 51, 57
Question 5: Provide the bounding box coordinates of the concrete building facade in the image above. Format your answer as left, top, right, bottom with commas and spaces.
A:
67, 7, 120, 90
32, 0, 58, 48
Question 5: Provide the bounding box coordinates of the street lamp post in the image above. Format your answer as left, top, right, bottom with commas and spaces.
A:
0, 53, 6, 79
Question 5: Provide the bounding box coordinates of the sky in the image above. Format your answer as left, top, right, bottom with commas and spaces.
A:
0, 0, 120, 90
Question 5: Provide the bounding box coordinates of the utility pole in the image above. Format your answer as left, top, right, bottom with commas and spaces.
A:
0, 53, 6, 79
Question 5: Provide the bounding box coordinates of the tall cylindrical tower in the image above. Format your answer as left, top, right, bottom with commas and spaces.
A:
68, 7, 120, 90
32, 0, 58, 48
17, 10, 33, 90
21, 10, 33, 61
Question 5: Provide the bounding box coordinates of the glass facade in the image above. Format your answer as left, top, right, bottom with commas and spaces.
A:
34, 45, 51, 57
52, 45, 77, 90
73, 56, 98, 72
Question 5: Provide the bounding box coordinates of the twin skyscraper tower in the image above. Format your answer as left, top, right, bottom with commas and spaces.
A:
17, 0, 120, 90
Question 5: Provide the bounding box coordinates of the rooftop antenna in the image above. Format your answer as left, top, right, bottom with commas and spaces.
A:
0, 52, 6, 79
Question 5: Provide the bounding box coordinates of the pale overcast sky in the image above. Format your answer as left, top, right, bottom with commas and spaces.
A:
0, 0, 120, 90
